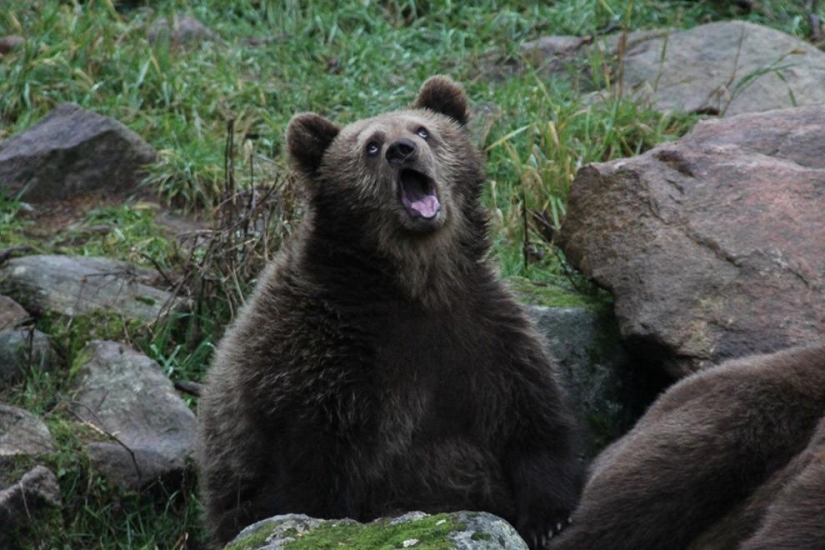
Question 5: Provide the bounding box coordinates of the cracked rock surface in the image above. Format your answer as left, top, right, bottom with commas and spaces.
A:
70, 340, 197, 491
559, 105, 825, 377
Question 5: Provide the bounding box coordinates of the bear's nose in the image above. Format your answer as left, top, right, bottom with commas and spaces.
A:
386, 138, 417, 165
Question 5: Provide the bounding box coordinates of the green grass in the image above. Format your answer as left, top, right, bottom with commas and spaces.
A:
2, 0, 824, 548
0, 196, 32, 246
2, 0, 819, 211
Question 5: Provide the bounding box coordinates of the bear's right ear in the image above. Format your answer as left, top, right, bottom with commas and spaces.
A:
286, 113, 341, 176
412, 76, 469, 126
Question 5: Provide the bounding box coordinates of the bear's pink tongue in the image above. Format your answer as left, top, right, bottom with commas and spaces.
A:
401, 170, 440, 219
409, 195, 439, 218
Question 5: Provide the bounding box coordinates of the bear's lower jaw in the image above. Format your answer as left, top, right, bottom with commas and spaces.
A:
398, 168, 441, 220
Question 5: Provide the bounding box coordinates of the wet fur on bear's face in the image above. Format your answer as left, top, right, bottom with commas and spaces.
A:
285, 77, 484, 305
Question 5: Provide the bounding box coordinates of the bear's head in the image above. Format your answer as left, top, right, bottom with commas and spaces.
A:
286, 76, 485, 246
285, 76, 489, 304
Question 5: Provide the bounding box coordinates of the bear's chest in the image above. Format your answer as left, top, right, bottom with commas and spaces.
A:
364, 305, 508, 440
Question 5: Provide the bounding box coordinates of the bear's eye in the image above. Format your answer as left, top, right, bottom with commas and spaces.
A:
416, 127, 429, 139
366, 142, 381, 156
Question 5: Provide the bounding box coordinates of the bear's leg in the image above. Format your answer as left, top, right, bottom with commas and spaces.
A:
506, 447, 584, 550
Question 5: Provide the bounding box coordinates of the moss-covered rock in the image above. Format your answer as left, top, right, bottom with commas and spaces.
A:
516, 279, 670, 456
508, 276, 609, 311
226, 511, 529, 550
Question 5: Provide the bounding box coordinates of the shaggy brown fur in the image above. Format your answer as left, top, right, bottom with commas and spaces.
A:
737, 416, 825, 550
549, 344, 825, 550
197, 76, 582, 549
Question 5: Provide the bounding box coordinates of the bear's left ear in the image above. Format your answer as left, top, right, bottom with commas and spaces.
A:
286, 113, 341, 176
412, 75, 469, 126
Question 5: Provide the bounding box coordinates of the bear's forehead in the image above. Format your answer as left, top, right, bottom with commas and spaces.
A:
340, 110, 442, 143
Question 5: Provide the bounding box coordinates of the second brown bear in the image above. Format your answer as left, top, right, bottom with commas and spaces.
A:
550, 343, 825, 550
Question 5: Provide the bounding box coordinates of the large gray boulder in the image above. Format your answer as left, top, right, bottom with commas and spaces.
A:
69, 340, 196, 491
527, 304, 665, 453
511, 279, 667, 453
0, 103, 156, 201
520, 22, 825, 117
614, 21, 825, 116
227, 511, 529, 550
559, 105, 825, 377
0, 255, 183, 324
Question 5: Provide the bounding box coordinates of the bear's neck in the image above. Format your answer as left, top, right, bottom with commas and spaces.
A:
384, 230, 477, 309
303, 219, 487, 310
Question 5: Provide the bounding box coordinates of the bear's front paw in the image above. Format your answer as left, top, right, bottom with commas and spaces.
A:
518, 511, 572, 550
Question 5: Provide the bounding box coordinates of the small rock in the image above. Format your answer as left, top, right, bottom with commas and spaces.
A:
0, 328, 56, 385
527, 304, 666, 453
228, 514, 330, 549
0, 35, 24, 55
450, 511, 529, 549
0, 295, 29, 330
148, 14, 219, 47
0, 103, 156, 202
0, 465, 62, 545
0, 403, 54, 457
70, 340, 196, 491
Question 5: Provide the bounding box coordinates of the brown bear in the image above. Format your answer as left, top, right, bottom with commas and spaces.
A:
196, 76, 583, 549
548, 343, 825, 550
734, 414, 825, 550
737, 416, 825, 550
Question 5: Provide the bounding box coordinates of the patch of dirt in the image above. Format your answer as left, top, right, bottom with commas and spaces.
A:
15, 193, 208, 248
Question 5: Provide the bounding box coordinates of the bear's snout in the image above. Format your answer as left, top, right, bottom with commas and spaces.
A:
386, 138, 418, 165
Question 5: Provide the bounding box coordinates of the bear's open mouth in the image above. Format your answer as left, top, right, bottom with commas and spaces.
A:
399, 169, 440, 219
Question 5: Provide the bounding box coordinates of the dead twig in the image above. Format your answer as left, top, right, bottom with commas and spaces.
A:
137, 250, 176, 289
174, 379, 203, 397
65, 401, 143, 484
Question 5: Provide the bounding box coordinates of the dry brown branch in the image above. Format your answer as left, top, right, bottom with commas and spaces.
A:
153, 120, 300, 342
174, 379, 203, 397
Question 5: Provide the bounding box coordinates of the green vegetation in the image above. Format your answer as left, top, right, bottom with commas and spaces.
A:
226, 513, 462, 550
1, 0, 823, 548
